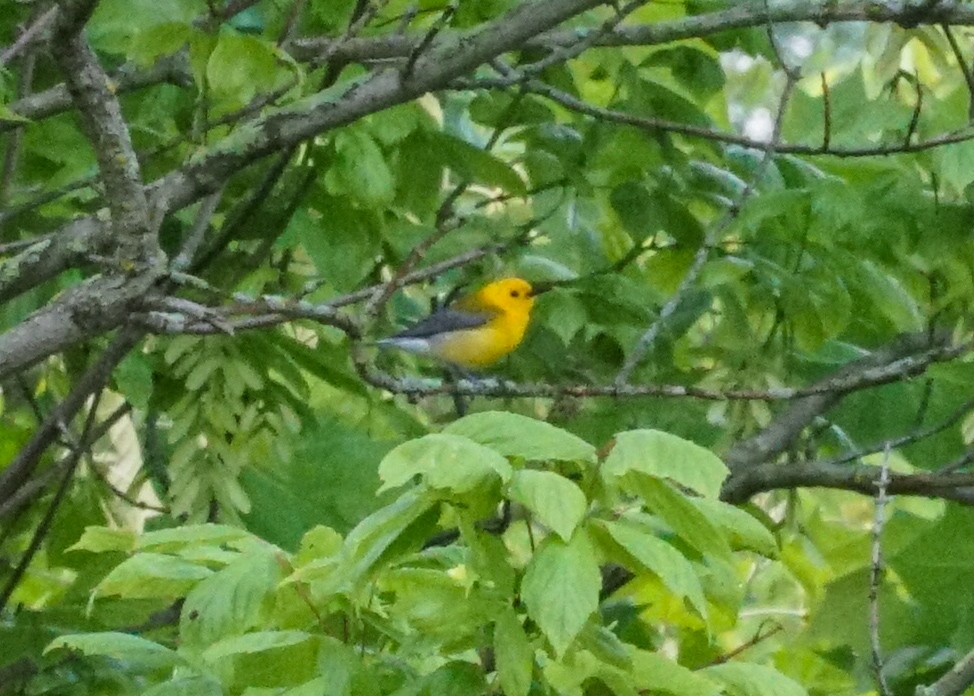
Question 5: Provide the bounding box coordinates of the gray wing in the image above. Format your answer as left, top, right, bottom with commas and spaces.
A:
389, 308, 492, 339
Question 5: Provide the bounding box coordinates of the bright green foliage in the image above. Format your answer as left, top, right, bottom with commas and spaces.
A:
44, 421, 792, 694
4, 2, 974, 695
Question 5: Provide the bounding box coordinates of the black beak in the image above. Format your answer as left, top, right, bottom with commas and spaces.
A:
529, 282, 555, 297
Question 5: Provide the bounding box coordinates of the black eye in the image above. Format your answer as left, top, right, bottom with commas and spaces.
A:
510, 290, 520, 298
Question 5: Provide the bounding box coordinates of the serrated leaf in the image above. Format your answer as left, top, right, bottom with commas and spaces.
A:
626, 474, 732, 563
201, 630, 313, 662
604, 430, 728, 498
337, 487, 438, 588
378, 433, 512, 494
142, 677, 222, 696
206, 33, 281, 106
181, 547, 281, 650
333, 129, 395, 206
68, 526, 137, 554
138, 524, 253, 552
443, 411, 596, 462
858, 260, 923, 332
631, 649, 722, 696
97, 552, 213, 599
115, 352, 153, 409
594, 519, 708, 621
701, 662, 807, 696
494, 608, 533, 696
690, 499, 777, 556
45, 632, 184, 669
508, 469, 587, 541
424, 131, 526, 196
577, 623, 632, 670
521, 533, 600, 657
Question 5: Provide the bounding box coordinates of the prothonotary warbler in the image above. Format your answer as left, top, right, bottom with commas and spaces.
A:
376, 278, 539, 369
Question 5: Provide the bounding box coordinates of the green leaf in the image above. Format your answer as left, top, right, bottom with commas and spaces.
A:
609, 181, 656, 244
625, 474, 732, 563
577, 623, 632, 670
521, 533, 600, 657
701, 662, 808, 696
508, 469, 587, 542
494, 608, 534, 696
142, 677, 222, 696
443, 411, 596, 462
630, 649, 722, 696
96, 552, 213, 599
45, 632, 185, 669
283, 198, 379, 292
604, 430, 728, 498
593, 519, 708, 621
129, 22, 196, 67
206, 32, 281, 107
335, 487, 439, 588
332, 129, 395, 206
689, 499, 777, 556
137, 524, 253, 552
858, 260, 923, 332
181, 547, 281, 650
0, 103, 30, 124
420, 661, 487, 696
115, 352, 153, 409
68, 526, 137, 554
423, 131, 527, 196
201, 630, 313, 662
378, 433, 513, 494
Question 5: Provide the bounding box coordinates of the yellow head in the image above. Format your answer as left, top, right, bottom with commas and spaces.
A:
463, 277, 536, 316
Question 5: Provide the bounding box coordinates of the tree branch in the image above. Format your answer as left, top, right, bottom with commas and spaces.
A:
291, 0, 974, 64
724, 332, 947, 471
1, 53, 191, 134
917, 647, 974, 696
721, 458, 974, 505
52, 14, 156, 261
462, 75, 974, 157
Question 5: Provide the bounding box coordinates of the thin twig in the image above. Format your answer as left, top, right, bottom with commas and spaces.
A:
0, 49, 36, 206
905, 71, 923, 146
452, 76, 974, 157
827, 397, 974, 467
516, 0, 649, 78
821, 72, 831, 150
0, 388, 105, 613
362, 91, 527, 318
0, 400, 133, 524
942, 24, 974, 119
0, 7, 57, 67
869, 443, 893, 696
278, 0, 309, 46
402, 1, 457, 78
172, 186, 225, 271
353, 336, 972, 403
708, 621, 784, 665
615, 71, 799, 385
0, 331, 141, 505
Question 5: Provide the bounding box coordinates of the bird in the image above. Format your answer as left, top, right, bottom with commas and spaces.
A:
376, 277, 538, 369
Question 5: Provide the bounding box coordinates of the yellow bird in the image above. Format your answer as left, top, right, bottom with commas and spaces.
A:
376, 278, 538, 369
